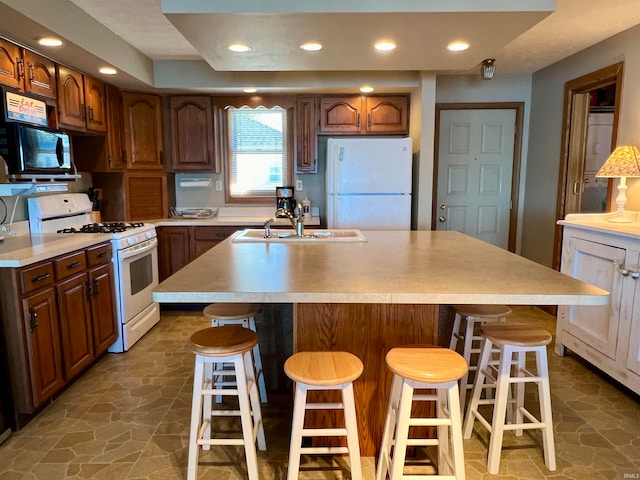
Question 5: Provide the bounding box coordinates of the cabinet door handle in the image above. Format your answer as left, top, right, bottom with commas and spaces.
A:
356, 112, 360, 128
631, 271, 640, 280
367, 113, 371, 128
67, 261, 82, 269
17, 58, 25, 80
620, 268, 630, 277
572, 181, 582, 195
88, 106, 94, 121
31, 272, 50, 282
93, 279, 99, 296
29, 309, 39, 332
86, 279, 94, 299
27, 63, 35, 82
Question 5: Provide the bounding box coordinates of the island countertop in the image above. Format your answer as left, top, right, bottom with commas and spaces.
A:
152, 230, 608, 305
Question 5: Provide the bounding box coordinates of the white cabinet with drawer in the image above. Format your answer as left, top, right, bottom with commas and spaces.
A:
557, 216, 640, 394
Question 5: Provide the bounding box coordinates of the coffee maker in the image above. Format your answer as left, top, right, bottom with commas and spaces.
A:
275, 186, 296, 217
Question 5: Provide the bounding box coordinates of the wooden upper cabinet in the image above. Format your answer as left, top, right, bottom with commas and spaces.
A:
23, 50, 56, 99
57, 65, 106, 132
319, 95, 409, 135
295, 96, 319, 173
169, 96, 217, 172
365, 96, 409, 134
0, 39, 21, 89
122, 92, 164, 170
320, 96, 363, 134
0, 40, 56, 99
105, 84, 125, 171
84, 76, 107, 133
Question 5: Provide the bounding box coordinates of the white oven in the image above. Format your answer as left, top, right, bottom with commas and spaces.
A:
109, 235, 160, 352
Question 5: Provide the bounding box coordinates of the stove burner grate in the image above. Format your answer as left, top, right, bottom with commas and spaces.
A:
57, 222, 146, 234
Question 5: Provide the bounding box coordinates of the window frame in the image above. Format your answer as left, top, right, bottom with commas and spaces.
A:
214, 96, 295, 205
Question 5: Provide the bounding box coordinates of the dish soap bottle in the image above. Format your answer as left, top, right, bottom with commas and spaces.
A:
302, 197, 312, 220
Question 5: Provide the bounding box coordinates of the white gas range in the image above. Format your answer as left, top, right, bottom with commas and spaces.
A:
27, 193, 160, 352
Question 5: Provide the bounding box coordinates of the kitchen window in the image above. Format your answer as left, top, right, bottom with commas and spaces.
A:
217, 98, 294, 204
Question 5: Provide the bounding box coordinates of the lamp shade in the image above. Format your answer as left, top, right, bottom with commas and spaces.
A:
596, 145, 640, 178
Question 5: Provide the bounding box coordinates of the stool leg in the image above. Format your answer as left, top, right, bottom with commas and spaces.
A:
447, 382, 466, 480
436, 388, 451, 476
187, 356, 205, 480
288, 382, 308, 480
449, 312, 462, 350
243, 350, 266, 450
234, 354, 260, 480
376, 374, 403, 480
459, 316, 475, 415
536, 347, 557, 471
390, 380, 414, 480
463, 337, 492, 439
513, 351, 526, 436
342, 381, 363, 480
248, 316, 268, 403
202, 360, 213, 450
486, 344, 512, 475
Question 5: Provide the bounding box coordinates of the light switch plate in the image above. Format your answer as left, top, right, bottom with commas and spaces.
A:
215, 180, 223, 191
295, 180, 303, 191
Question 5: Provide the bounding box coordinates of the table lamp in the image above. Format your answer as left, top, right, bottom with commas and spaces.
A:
595, 145, 640, 223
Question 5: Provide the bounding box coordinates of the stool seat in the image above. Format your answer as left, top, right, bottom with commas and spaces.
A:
203, 303, 262, 321
285, 351, 363, 386
386, 347, 468, 383
188, 326, 258, 356
481, 323, 552, 347
452, 304, 511, 318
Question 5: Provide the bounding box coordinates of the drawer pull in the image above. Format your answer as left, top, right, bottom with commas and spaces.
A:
31, 272, 51, 282
96, 251, 109, 258
67, 261, 82, 269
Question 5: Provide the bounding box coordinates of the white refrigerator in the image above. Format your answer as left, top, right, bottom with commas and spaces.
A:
326, 137, 412, 229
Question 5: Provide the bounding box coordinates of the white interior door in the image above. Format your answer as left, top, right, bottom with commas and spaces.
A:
436, 109, 516, 249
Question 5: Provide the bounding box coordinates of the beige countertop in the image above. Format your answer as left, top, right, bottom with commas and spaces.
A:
149, 216, 320, 227
0, 233, 111, 267
558, 211, 640, 240
153, 230, 609, 305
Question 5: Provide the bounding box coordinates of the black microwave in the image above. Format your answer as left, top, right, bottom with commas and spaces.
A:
0, 122, 74, 180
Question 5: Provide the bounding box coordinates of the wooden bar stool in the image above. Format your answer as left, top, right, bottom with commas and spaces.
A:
187, 325, 266, 480
376, 346, 468, 480
449, 304, 511, 415
203, 303, 268, 403
284, 351, 363, 480
463, 323, 556, 475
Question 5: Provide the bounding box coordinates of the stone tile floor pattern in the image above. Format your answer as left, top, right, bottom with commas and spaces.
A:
0, 306, 639, 479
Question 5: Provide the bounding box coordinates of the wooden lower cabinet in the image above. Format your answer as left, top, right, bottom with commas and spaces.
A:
157, 226, 240, 281
0, 242, 117, 426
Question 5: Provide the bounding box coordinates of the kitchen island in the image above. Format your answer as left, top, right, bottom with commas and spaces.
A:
153, 230, 608, 455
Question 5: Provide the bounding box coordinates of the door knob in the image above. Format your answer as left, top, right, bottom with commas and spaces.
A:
439, 216, 446, 223
440, 204, 446, 210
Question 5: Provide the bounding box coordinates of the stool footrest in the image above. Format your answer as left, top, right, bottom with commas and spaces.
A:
405, 438, 441, 447
301, 427, 348, 437
300, 446, 350, 455
304, 402, 344, 410
211, 409, 241, 416
198, 438, 245, 446
409, 418, 452, 427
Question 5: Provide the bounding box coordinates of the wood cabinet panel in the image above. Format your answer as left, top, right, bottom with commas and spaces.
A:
158, 226, 192, 281
54, 251, 87, 280
21, 288, 65, 407
56, 65, 86, 129
0, 39, 21, 89
169, 96, 216, 171
124, 172, 168, 220
84, 76, 107, 133
89, 262, 118, 355
105, 84, 125, 170
319, 95, 409, 135
23, 50, 56, 99
19, 261, 55, 294
57, 273, 94, 379
122, 92, 164, 170
295, 96, 318, 173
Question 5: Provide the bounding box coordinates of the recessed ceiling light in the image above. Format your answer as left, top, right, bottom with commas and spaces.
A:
99, 67, 117, 75
374, 41, 396, 52
360, 86, 374, 93
447, 41, 469, 52
228, 43, 252, 53
243, 87, 257, 93
300, 42, 322, 52
38, 37, 63, 47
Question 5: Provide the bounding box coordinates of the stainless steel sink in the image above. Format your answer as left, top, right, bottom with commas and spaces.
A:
231, 229, 367, 243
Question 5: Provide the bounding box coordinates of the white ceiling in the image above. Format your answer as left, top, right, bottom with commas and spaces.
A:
1, 0, 640, 92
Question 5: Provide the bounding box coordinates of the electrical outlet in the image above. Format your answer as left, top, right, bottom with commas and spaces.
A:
215, 180, 223, 191
295, 180, 303, 191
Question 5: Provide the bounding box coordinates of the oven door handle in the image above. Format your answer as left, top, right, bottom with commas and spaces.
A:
119, 238, 158, 260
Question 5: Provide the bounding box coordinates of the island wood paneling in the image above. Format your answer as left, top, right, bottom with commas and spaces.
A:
293, 303, 438, 457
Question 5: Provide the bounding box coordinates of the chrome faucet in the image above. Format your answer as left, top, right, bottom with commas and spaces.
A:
275, 206, 304, 236
264, 218, 274, 238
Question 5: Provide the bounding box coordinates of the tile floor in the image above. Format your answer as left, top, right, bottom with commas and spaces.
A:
0, 306, 639, 479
